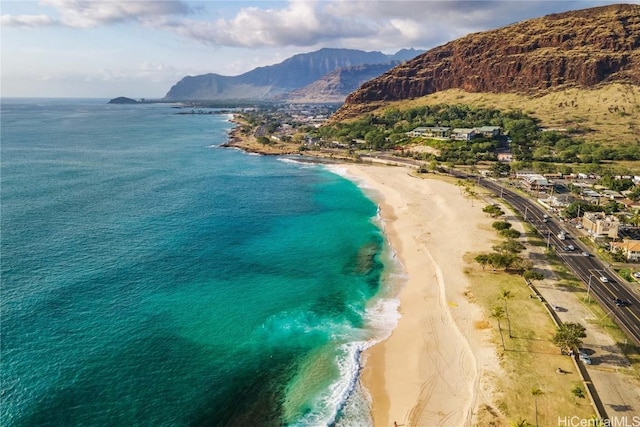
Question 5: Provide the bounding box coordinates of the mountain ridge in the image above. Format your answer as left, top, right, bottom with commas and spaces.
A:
332, 3, 640, 121
163, 48, 423, 101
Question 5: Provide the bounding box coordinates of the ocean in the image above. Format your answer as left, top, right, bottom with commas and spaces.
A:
0, 99, 401, 426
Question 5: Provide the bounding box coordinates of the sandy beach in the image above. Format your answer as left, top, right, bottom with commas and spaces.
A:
340, 164, 503, 427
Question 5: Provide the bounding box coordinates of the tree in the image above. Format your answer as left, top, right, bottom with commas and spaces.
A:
456, 179, 468, 194
627, 186, 640, 202
523, 269, 544, 283
500, 289, 514, 338
474, 253, 491, 270
465, 186, 478, 206
487, 252, 518, 270
257, 136, 271, 146
492, 221, 512, 231
493, 238, 525, 254
531, 387, 544, 427
510, 257, 534, 274
491, 305, 506, 351
571, 385, 586, 404
491, 162, 511, 176
500, 228, 522, 239
483, 205, 505, 218
552, 322, 587, 354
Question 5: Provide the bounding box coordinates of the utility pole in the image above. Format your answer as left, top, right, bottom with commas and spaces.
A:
586, 274, 592, 302
546, 230, 551, 250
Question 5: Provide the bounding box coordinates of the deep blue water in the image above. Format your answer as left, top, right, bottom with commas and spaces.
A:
0, 99, 398, 426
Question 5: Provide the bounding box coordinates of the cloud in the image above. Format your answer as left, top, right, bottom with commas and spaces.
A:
159, 0, 377, 48
158, 0, 630, 51
4, 0, 636, 50
1, 14, 56, 27
2, 0, 191, 28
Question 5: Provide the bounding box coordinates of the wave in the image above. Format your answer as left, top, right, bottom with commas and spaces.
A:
277, 157, 317, 169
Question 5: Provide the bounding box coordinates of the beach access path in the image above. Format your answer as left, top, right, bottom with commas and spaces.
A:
341, 164, 504, 426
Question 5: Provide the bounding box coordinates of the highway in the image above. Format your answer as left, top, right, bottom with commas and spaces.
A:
473, 175, 640, 346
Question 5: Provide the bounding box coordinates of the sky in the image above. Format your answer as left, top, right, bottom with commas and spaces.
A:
2, 0, 638, 98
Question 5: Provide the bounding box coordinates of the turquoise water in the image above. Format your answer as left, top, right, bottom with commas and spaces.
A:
1, 99, 399, 426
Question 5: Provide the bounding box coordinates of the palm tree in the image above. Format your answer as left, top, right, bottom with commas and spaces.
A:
500, 289, 514, 338
465, 187, 478, 207
531, 387, 544, 427
456, 179, 468, 195
491, 305, 506, 351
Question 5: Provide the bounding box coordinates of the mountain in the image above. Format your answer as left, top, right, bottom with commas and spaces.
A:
332, 4, 640, 121
163, 48, 423, 101
278, 62, 403, 103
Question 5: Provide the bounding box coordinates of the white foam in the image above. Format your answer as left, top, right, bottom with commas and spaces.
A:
289, 278, 403, 425
277, 157, 316, 169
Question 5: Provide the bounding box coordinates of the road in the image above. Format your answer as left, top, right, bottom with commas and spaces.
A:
358, 158, 640, 345
476, 176, 640, 346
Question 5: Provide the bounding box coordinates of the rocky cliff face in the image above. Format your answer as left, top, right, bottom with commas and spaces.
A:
334, 4, 640, 120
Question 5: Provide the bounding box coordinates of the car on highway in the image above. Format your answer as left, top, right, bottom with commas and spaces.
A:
633, 272, 640, 279
613, 298, 629, 307
581, 251, 589, 257
599, 276, 609, 283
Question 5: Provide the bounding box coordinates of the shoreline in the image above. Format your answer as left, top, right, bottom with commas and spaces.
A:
221, 118, 504, 424
337, 164, 503, 426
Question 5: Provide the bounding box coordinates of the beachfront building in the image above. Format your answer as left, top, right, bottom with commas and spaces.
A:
407, 126, 450, 139
582, 212, 620, 239
610, 239, 640, 262
515, 171, 552, 192
475, 126, 502, 138
450, 128, 477, 141
407, 125, 501, 141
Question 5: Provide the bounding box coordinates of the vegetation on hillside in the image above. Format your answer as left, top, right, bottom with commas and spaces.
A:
310, 103, 640, 165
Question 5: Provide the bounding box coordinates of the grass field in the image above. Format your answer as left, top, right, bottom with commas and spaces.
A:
374, 83, 640, 147
458, 184, 640, 426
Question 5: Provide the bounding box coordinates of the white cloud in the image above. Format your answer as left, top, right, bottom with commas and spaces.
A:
159, 0, 376, 48
2, 0, 191, 28
1, 14, 56, 27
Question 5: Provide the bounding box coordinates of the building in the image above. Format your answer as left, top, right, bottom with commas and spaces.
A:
515, 171, 552, 191
497, 152, 513, 162
523, 175, 552, 191
582, 212, 620, 239
450, 128, 477, 141
407, 126, 450, 139
610, 239, 640, 262
475, 126, 502, 138
407, 125, 502, 141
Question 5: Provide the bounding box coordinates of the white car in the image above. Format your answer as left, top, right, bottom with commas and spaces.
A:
599, 276, 609, 283
578, 349, 592, 365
